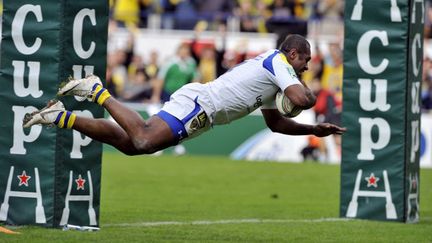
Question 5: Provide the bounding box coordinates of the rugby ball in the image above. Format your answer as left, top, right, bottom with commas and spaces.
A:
275, 91, 303, 117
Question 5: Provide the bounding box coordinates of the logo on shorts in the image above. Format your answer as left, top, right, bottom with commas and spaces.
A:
190, 112, 207, 131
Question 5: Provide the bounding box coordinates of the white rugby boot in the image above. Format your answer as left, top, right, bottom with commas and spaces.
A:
23, 100, 65, 128
57, 74, 102, 101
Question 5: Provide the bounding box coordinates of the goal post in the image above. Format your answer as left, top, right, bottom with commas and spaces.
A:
0, 0, 108, 227
340, 0, 423, 222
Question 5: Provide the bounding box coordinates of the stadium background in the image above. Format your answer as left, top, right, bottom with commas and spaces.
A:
101, 0, 432, 167
0, 0, 432, 241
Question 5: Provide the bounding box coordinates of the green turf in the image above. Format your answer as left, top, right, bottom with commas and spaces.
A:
1, 152, 432, 242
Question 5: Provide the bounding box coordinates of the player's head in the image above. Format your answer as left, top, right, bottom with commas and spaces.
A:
279, 34, 311, 76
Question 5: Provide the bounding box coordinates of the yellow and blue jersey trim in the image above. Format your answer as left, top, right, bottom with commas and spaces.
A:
262, 50, 292, 76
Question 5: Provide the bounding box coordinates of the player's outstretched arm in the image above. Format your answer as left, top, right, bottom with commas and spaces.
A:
312, 123, 346, 137
261, 109, 346, 137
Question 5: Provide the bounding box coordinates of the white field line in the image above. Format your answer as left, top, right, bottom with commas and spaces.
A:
104, 218, 351, 228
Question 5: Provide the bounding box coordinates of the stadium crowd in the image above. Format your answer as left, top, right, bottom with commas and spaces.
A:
110, 0, 343, 34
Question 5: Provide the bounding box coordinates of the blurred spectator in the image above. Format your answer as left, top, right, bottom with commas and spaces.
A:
124, 34, 136, 68
301, 135, 321, 161
301, 44, 324, 83
108, 19, 119, 39
270, 0, 293, 17
128, 54, 145, 81
139, 0, 157, 28
315, 0, 344, 36
221, 51, 243, 73
122, 68, 153, 102
107, 50, 129, 97
189, 22, 249, 82
266, 0, 308, 46
255, 0, 272, 33
309, 77, 341, 161
197, 47, 217, 83
152, 43, 199, 103
293, 0, 308, 20
219, 45, 247, 75
194, 0, 235, 13
145, 50, 160, 80
194, 0, 236, 21
160, 0, 181, 29
316, 0, 343, 20
173, 0, 199, 29
106, 65, 118, 98
112, 0, 141, 32
235, 0, 259, 32
213, 23, 242, 76
320, 43, 343, 102
190, 22, 228, 83
310, 78, 341, 126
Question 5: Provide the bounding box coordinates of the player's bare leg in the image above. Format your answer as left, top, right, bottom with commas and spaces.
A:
72, 116, 137, 154
24, 75, 177, 155
60, 75, 179, 154
72, 99, 176, 155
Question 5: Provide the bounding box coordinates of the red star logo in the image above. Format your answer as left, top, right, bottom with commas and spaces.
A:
75, 174, 86, 190
365, 173, 380, 188
17, 170, 31, 187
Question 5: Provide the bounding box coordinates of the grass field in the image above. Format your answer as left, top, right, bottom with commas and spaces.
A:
1, 152, 432, 242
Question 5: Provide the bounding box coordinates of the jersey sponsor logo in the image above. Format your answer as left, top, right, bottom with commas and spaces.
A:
253, 95, 263, 108
287, 65, 297, 79
189, 112, 207, 131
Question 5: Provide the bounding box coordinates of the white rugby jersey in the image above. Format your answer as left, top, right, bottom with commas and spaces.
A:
200, 49, 301, 125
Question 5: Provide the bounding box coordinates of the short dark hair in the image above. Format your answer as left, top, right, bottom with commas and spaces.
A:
279, 34, 310, 55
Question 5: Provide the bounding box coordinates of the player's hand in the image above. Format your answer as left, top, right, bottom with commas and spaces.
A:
313, 123, 346, 137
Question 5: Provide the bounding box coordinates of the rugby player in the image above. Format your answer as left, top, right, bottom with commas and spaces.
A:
23, 34, 346, 155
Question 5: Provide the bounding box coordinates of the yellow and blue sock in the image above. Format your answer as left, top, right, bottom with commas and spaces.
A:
54, 111, 76, 129
91, 84, 111, 105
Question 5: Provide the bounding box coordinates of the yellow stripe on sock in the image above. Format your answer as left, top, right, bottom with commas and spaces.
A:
97, 90, 111, 105
58, 112, 67, 128
92, 85, 111, 105
66, 113, 76, 129
92, 85, 103, 97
